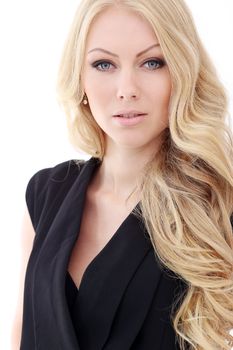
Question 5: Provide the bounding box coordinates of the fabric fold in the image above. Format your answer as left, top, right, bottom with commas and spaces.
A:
21, 156, 185, 350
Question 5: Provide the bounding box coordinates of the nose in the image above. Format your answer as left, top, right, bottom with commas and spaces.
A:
116, 70, 140, 101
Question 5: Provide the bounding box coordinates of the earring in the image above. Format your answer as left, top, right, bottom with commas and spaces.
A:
83, 93, 88, 105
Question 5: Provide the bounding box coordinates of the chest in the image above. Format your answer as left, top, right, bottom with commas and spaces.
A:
67, 194, 138, 289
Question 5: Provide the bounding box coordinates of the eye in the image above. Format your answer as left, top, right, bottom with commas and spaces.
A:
91, 58, 166, 72
143, 58, 165, 70
91, 60, 115, 71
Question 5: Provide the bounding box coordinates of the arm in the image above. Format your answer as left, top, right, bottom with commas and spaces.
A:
10, 207, 35, 350
11, 160, 84, 349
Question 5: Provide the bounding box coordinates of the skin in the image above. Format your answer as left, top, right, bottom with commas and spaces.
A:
82, 6, 172, 201
11, 8, 172, 346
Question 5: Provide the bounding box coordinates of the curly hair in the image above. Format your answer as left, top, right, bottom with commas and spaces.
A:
56, 0, 233, 348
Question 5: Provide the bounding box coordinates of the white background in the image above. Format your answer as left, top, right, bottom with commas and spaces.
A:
0, 1, 232, 348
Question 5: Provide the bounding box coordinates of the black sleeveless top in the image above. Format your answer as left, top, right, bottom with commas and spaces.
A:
20, 156, 189, 350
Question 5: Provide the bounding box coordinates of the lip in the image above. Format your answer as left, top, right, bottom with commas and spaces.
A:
113, 114, 147, 126
113, 110, 147, 116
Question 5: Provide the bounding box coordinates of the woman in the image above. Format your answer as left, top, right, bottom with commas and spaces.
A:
12, 0, 233, 349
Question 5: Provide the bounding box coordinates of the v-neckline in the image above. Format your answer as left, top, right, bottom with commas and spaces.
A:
67, 200, 141, 293
32, 156, 158, 350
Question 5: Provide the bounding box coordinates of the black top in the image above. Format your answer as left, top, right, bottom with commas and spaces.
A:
20, 156, 189, 350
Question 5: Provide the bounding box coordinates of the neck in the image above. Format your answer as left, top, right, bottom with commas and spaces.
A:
93, 137, 162, 202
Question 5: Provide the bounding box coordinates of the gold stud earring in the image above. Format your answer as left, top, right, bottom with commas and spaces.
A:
83, 93, 88, 105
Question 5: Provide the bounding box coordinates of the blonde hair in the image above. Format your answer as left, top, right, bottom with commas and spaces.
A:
57, 0, 233, 349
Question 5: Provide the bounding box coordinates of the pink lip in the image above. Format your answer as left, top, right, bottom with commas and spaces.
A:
113, 114, 147, 126
113, 110, 146, 116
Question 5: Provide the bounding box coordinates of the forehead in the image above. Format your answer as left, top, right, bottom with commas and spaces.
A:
85, 6, 158, 51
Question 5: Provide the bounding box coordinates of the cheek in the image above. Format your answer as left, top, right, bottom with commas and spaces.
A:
83, 69, 111, 94
145, 71, 171, 99
160, 82, 171, 124
150, 77, 171, 128
153, 77, 171, 107
85, 78, 111, 105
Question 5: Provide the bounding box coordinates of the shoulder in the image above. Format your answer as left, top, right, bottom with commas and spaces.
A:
25, 159, 87, 230
26, 158, 85, 190
26, 159, 86, 202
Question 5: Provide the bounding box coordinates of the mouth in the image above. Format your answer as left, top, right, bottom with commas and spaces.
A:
112, 113, 147, 126
114, 113, 147, 119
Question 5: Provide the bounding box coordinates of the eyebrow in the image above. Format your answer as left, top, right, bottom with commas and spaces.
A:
87, 43, 160, 57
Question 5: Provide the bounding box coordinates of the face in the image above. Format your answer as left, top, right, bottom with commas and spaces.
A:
82, 6, 172, 154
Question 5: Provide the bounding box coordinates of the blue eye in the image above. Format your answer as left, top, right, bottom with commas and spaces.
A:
144, 59, 165, 70
92, 61, 114, 71
91, 58, 165, 72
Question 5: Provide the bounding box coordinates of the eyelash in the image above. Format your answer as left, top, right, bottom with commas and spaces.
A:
91, 58, 166, 72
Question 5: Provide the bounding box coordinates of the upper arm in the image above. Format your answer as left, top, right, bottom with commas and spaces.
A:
11, 159, 84, 349
11, 207, 35, 350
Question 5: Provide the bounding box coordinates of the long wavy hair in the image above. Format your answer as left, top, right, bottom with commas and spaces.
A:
56, 0, 233, 349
